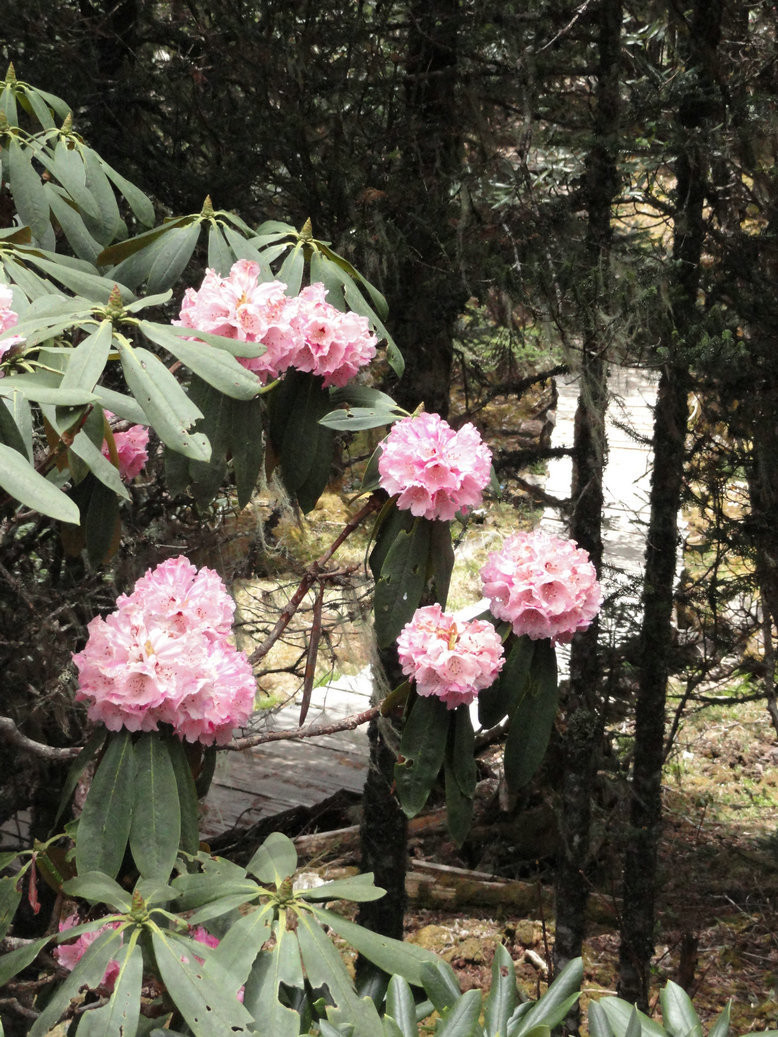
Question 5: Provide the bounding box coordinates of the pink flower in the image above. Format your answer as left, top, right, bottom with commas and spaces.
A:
377, 412, 492, 521
0, 284, 25, 364
175, 263, 376, 387
73, 556, 256, 744
480, 530, 602, 643
102, 421, 150, 481
396, 604, 504, 709
54, 913, 122, 990
287, 283, 377, 388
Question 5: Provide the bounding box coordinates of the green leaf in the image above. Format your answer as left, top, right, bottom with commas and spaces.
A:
0, 875, 22, 942
82, 146, 123, 245
478, 635, 535, 729
420, 960, 463, 1013
44, 184, 103, 263
22, 249, 134, 300
163, 323, 265, 359
139, 321, 260, 400
246, 831, 298, 886
484, 944, 518, 1037
436, 988, 483, 1036
368, 499, 413, 581
51, 727, 107, 830
308, 905, 443, 988
428, 519, 454, 608
146, 221, 201, 293
92, 385, 148, 426
210, 902, 274, 988
0, 373, 95, 406
47, 141, 97, 217
503, 638, 559, 793
207, 221, 234, 275
76, 938, 143, 1037
588, 1001, 616, 1037
65, 418, 130, 500
707, 1002, 731, 1037
166, 736, 200, 856
118, 342, 210, 461
62, 870, 133, 910
659, 982, 702, 1037
8, 139, 55, 251
100, 158, 156, 227
129, 733, 181, 880
0, 442, 80, 522
395, 694, 450, 818
85, 479, 121, 564
277, 241, 304, 295
268, 369, 335, 512
0, 394, 30, 458
297, 872, 386, 903
320, 385, 406, 432
75, 730, 136, 879
509, 958, 583, 1037
386, 975, 417, 1037
150, 928, 253, 1037
444, 707, 477, 847
241, 916, 302, 1037
0, 935, 49, 988
373, 518, 432, 648
296, 911, 384, 1037
60, 320, 113, 393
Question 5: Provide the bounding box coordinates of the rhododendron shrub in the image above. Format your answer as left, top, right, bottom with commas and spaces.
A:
377, 411, 492, 521
396, 604, 504, 709
175, 259, 377, 386
73, 555, 255, 744
480, 530, 602, 643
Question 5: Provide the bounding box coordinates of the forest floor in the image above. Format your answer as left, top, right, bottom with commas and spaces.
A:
288, 697, 778, 1035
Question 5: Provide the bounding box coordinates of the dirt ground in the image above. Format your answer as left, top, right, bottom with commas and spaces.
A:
385, 698, 778, 1035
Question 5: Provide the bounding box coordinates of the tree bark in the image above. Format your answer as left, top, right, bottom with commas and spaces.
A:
387, 0, 466, 417
618, 0, 722, 1008
553, 0, 622, 1016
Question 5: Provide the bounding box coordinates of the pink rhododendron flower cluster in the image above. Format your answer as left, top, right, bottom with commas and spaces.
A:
480, 530, 602, 643
396, 604, 505, 710
0, 284, 24, 363
377, 412, 492, 521
73, 556, 256, 744
54, 914, 122, 990
175, 260, 377, 387
101, 414, 150, 481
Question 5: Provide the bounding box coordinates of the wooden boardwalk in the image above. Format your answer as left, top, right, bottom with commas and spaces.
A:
201, 669, 373, 839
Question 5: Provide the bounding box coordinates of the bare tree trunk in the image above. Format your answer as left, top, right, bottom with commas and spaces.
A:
553, 0, 622, 1008
618, 0, 722, 1007
388, 0, 465, 418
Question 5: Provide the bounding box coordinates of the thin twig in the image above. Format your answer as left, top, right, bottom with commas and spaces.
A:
226, 704, 382, 751
247, 492, 384, 666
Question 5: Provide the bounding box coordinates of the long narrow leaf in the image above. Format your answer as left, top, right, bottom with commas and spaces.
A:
129, 733, 181, 880
0, 442, 79, 522
118, 342, 209, 461
75, 730, 136, 878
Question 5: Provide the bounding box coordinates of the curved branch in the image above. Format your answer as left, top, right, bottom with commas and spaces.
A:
226, 704, 382, 751
0, 717, 80, 761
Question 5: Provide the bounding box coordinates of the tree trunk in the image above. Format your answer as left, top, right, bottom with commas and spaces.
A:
553, 8, 621, 1027
618, 0, 722, 1007
388, 0, 465, 417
